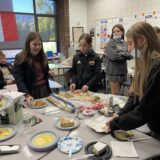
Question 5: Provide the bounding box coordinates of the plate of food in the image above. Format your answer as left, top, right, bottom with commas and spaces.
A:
47, 96, 75, 113
0, 125, 17, 142
28, 131, 58, 152
85, 141, 112, 160
54, 117, 80, 130
58, 92, 74, 99
113, 130, 134, 141
58, 136, 83, 154
30, 99, 48, 109
70, 90, 100, 103
86, 116, 111, 133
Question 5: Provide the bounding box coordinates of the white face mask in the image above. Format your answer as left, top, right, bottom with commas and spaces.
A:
113, 35, 123, 41
130, 49, 142, 58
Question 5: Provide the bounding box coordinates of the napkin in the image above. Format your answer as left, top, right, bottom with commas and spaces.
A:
111, 141, 138, 158
86, 116, 111, 133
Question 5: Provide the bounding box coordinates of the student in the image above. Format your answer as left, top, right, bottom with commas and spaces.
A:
0, 50, 14, 89
107, 21, 160, 140
13, 32, 54, 106
70, 33, 101, 92
105, 24, 132, 95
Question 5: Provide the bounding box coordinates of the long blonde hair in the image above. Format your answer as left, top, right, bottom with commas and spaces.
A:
126, 21, 160, 99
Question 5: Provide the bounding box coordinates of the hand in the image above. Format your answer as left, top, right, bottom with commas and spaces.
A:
25, 95, 34, 107
6, 80, 14, 85
70, 83, 76, 91
82, 85, 89, 92
102, 124, 111, 133
48, 70, 55, 77
106, 113, 119, 126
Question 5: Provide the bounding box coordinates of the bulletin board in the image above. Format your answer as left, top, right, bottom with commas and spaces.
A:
94, 11, 160, 53
94, 14, 160, 53
72, 27, 84, 43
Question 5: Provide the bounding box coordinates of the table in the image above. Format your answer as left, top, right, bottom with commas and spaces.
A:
1, 93, 160, 160
0, 108, 69, 160
3, 80, 63, 93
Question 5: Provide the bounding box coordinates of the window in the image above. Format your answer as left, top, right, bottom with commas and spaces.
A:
38, 17, 55, 41
0, 0, 34, 13
35, 0, 55, 15
0, 0, 57, 53
43, 42, 57, 54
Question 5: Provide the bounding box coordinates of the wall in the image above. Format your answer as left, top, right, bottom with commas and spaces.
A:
69, 0, 87, 46
56, 0, 70, 57
68, 0, 160, 52
87, 0, 160, 31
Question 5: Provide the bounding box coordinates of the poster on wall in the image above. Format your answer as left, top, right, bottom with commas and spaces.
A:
72, 27, 84, 43
100, 20, 108, 49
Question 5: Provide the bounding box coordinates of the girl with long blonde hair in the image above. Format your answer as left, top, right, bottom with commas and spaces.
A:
107, 21, 160, 140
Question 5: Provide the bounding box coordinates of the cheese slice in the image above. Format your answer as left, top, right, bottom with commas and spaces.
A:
92, 142, 107, 155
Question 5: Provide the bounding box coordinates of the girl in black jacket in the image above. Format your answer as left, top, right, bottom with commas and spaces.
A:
107, 21, 160, 140
13, 32, 54, 106
70, 33, 101, 92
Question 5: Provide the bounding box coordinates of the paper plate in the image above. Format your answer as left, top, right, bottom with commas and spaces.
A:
28, 131, 58, 152
85, 141, 112, 160
113, 130, 134, 141
0, 125, 17, 142
54, 117, 80, 130
30, 99, 48, 109
58, 136, 83, 154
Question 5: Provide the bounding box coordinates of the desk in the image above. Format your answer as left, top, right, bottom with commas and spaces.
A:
3, 80, 62, 93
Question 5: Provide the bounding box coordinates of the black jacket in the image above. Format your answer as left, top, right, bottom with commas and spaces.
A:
70, 49, 101, 92
13, 54, 51, 96
0, 63, 13, 89
110, 60, 160, 134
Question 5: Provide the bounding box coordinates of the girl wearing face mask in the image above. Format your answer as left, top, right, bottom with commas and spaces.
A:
70, 33, 101, 92
106, 24, 132, 95
107, 21, 160, 140
13, 32, 54, 106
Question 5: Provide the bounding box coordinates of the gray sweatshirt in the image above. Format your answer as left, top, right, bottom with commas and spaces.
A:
106, 39, 132, 76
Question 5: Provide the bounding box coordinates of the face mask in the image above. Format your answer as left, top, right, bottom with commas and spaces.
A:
130, 49, 142, 58
113, 35, 123, 41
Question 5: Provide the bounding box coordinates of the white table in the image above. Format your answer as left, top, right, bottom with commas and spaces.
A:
1, 94, 160, 160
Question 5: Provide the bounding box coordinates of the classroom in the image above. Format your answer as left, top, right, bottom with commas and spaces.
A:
0, 0, 160, 159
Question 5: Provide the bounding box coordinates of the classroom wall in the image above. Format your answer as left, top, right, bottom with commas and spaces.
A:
87, 0, 160, 31
69, 0, 87, 45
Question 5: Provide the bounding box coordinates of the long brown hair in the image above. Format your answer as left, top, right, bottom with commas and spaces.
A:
14, 32, 47, 67
126, 21, 160, 99
111, 24, 125, 40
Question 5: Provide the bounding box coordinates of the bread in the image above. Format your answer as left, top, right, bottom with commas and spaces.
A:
60, 117, 75, 128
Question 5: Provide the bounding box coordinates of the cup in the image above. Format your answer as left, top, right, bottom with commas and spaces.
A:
22, 113, 32, 134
